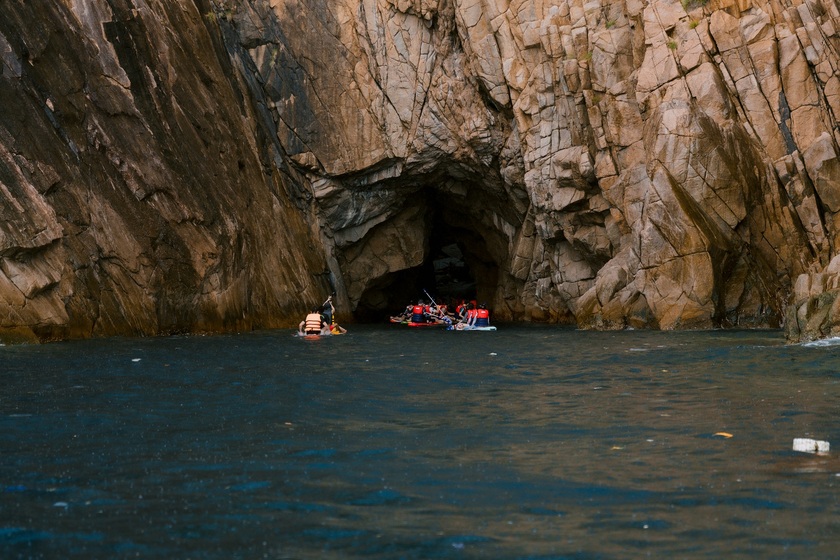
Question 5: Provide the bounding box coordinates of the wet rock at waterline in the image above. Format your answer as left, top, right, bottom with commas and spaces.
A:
2, 0, 840, 342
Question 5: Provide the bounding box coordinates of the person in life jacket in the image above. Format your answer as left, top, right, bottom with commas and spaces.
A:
391, 303, 413, 323
427, 302, 450, 325
299, 307, 329, 335
322, 297, 347, 334
320, 298, 334, 326
473, 303, 490, 327
463, 302, 478, 326
456, 300, 467, 319
411, 300, 427, 323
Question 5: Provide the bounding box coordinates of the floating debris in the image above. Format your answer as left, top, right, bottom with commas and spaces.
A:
793, 438, 830, 454
713, 432, 733, 439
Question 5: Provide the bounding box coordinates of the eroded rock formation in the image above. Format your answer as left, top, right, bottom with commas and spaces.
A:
4, 0, 840, 342
0, 1, 330, 342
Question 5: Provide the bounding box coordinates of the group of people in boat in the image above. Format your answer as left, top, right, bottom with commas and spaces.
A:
298, 295, 347, 336
299, 294, 492, 336
390, 298, 491, 328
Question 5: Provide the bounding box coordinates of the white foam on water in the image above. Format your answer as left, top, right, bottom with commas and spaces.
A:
801, 336, 840, 347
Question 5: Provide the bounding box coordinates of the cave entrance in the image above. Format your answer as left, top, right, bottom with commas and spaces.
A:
426, 216, 499, 305
352, 192, 501, 322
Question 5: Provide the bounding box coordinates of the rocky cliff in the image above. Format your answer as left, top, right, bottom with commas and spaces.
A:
3, 0, 840, 342
0, 1, 331, 342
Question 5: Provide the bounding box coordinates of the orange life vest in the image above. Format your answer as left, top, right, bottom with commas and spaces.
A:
304, 313, 323, 333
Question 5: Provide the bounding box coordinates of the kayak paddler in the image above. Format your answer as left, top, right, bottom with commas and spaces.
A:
299, 307, 329, 335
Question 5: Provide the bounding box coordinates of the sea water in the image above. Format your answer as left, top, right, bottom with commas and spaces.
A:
1, 325, 838, 558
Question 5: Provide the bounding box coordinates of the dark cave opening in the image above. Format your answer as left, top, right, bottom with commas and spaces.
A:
353, 195, 501, 322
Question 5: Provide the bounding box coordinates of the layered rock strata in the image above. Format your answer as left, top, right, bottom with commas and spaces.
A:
4, 0, 840, 342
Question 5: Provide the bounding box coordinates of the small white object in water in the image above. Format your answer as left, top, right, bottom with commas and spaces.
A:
53, 502, 68, 509
792, 438, 830, 454
131, 358, 141, 362
489, 352, 497, 356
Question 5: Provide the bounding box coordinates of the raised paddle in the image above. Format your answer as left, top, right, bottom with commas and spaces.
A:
423, 289, 450, 325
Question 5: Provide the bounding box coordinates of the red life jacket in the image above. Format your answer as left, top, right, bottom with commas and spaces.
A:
477, 309, 489, 319
412, 305, 424, 315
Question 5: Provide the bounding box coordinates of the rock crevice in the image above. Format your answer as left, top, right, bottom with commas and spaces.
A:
5, 0, 840, 341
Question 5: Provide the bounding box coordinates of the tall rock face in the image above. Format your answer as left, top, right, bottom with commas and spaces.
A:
3, 0, 840, 342
0, 1, 330, 342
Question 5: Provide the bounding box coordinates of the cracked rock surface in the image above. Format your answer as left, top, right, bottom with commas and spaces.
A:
3, 0, 840, 341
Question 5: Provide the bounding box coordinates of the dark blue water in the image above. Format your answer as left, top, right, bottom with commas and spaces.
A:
1, 325, 839, 558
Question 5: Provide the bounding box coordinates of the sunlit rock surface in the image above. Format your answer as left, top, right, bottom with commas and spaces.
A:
3, 0, 840, 341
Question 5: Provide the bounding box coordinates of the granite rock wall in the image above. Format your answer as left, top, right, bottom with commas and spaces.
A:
4, 0, 840, 341
0, 1, 330, 342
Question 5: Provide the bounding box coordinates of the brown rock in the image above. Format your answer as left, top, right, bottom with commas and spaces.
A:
5, 0, 840, 343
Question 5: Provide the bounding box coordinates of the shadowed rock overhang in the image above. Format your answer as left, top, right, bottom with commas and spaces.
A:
312, 161, 531, 322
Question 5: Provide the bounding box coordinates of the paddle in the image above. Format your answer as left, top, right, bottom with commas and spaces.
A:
321, 293, 336, 327
423, 289, 451, 326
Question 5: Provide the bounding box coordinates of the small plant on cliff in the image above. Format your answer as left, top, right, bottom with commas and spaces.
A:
606, 20, 616, 29
681, 0, 710, 10
667, 40, 678, 50
204, 11, 217, 23
689, 19, 699, 29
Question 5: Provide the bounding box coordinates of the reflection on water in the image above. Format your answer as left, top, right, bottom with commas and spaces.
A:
1, 325, 839, 558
